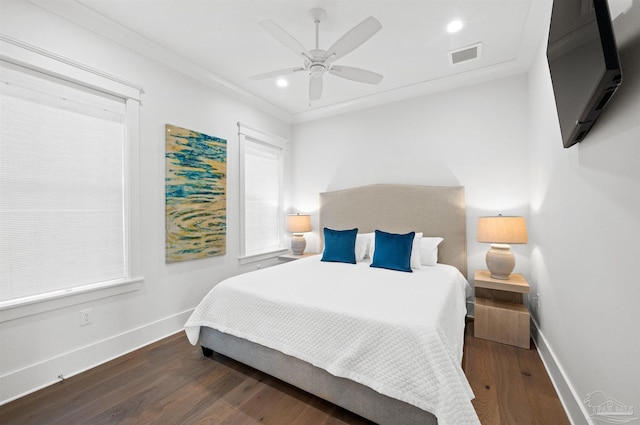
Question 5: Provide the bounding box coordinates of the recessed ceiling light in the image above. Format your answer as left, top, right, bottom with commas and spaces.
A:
447, 20, 463, 33
276, 78, 288, 88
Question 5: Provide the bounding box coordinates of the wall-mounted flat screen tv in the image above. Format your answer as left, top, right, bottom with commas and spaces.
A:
547, 0, 622, 148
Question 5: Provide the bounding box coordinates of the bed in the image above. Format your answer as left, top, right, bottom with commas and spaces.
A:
184, 184, 479, 425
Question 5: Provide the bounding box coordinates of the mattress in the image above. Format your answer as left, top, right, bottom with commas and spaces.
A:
184, 255, 479, 425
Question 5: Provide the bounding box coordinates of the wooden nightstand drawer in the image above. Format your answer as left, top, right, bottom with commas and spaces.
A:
474, 298, 530, 349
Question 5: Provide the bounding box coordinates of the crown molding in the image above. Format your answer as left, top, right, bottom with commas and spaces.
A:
27, 0, 293, 124
26, 0, 551, 125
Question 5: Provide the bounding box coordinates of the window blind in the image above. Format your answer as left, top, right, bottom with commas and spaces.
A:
243, 139, 282, 256
0, 62, 127, 302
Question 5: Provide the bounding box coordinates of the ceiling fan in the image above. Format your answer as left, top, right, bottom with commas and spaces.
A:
250, 8, 383, 102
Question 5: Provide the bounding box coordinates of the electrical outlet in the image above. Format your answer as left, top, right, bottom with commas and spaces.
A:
80, 308, 92, 326
529, 293, 540, 310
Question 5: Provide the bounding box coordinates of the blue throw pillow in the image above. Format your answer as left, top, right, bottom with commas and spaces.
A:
370, 230, 415, 272
321, 227, 358, 264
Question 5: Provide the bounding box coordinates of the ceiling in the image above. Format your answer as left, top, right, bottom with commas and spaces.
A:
31, 0, 553, 123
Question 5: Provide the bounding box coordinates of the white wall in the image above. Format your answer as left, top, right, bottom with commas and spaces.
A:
290, 74, 531, 279
527, 3, 640, 423
3, 2, 637, 421
0, 0, 290, 404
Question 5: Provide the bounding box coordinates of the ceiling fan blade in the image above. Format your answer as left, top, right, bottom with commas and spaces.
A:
249, 67, 305, 80
260, 20, 312, 60
325, 16, 382, 63
329, 65, 383, 84
309, 75, 323, 101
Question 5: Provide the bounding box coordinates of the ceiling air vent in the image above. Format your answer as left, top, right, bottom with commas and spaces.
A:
449, 43, 482, 65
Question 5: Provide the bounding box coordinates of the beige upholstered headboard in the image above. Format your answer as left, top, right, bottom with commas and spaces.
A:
319, 184, 467, 278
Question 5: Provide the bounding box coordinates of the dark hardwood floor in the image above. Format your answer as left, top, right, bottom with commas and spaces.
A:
0, 320, 570, 425
463, 321, 570, 425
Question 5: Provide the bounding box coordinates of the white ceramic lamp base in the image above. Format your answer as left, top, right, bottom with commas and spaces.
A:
291, 234, 307, 255
485, 243, 515, 279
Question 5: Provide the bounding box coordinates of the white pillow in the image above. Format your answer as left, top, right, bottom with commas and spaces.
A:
420, 237, 444, 266
411, 232, 423, 269
355, 233, 373, 262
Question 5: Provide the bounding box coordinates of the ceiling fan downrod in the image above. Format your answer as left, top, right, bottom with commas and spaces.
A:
309, 8, 326, 51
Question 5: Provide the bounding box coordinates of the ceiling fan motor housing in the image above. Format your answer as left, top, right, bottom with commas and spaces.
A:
310, 63, 325, 78
252, 8, 383, 101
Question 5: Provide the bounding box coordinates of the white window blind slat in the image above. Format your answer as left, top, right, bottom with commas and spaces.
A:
243, 137, 283, 257
0, 62, 126, 303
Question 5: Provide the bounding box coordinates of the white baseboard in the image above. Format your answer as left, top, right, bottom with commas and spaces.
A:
530, 317, 593, 425
0, 309, 194, 406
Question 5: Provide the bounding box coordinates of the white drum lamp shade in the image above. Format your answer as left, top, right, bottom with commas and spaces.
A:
287, 214, 312, 255
477, 216, 528, 279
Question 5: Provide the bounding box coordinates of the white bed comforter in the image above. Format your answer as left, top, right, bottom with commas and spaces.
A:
184, 256, 480, 425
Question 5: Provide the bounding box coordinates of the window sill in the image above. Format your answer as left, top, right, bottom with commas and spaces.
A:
0, 277, 144, 323
238, 248, 288, 265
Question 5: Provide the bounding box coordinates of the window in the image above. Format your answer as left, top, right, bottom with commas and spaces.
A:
238, 122, 287, 261
0, 44, 142, 313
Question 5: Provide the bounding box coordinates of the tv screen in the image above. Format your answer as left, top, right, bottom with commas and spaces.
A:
546, 0, 622, 148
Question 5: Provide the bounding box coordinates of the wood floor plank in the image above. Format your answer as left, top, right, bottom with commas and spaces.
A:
491, 342, 537, 425
48, 364, 172, 424
0, 349, 145, 423
464, 328, 501, 425
0, 323, 571, 425
117, 363, 240, 424
527, 393, 571, 425
516, 343, 571, 425
219, 374, 269, 411
225, 380, 287, 424
26, 335, 191, 425
288, 397, 346, 425
261, 383, 315, 425
191, 400, 239, 425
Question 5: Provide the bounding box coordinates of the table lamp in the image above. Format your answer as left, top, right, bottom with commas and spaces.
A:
287, 214, 312, 255
477, 215, 528, 279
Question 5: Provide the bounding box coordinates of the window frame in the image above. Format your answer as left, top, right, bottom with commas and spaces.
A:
237, 122, 288, 264
0, 35, 143, 322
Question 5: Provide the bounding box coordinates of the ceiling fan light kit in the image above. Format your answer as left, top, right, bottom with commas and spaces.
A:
250, 8, 383, 102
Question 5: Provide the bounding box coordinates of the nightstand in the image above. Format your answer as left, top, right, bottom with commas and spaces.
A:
278, 252, 318, 262
474, 270, 530, 349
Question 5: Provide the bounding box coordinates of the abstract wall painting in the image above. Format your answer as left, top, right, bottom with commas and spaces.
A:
165, 124, 227, 263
